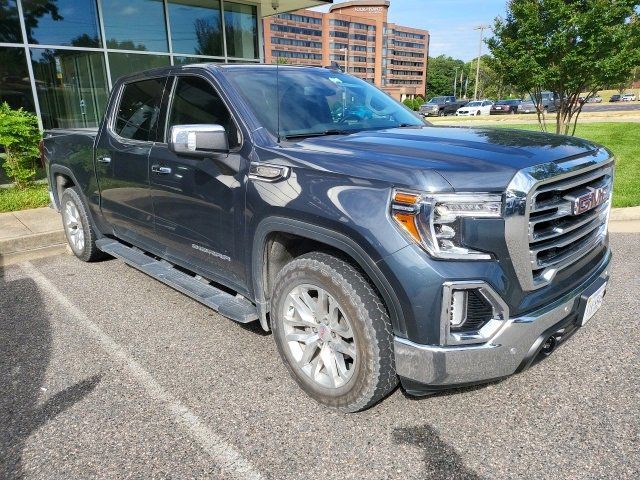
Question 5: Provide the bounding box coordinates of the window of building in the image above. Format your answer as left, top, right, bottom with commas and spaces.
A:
22, 0, 101, 47
273, 50, 322, 60
329, 19, 349, 27
109, 53, 170, 84
0, 0, 22, 43
102, 0, 168, 52
330, 31, 349, 39
167, 76, 239, 148
224, 2, 258, 59
272, 24, 321, 37
114, 77, 166, 141
277, 13, 321, 24
273, 37, 322, 49
0, 47, 34, 111
31, 48, 108, 129
168, 0, 223, 57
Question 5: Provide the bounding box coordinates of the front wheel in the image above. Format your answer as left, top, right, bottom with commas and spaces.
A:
270, 252, 398, 412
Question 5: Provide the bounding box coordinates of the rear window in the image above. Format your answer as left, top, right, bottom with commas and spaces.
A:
114, 77, 166, 142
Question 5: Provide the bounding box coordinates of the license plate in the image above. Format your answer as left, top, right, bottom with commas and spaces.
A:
581, 282, 607, 326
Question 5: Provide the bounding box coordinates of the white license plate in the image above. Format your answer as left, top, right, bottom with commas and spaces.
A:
582, 282, 607, 326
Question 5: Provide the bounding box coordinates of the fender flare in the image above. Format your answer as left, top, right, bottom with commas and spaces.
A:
251, 216, 406, 335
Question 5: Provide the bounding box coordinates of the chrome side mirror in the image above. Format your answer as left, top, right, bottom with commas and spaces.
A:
169, 124, 229, 156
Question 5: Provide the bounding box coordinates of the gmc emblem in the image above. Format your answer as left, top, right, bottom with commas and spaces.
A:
572, 186, 609, 215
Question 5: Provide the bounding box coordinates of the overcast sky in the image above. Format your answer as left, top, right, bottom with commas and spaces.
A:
312, 0, 509, 61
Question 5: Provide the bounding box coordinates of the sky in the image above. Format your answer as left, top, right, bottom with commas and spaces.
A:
312, 0, 509, 61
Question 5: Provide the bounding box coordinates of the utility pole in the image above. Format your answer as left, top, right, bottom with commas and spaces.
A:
453, 67, 458, 97
473, 24, 489, 100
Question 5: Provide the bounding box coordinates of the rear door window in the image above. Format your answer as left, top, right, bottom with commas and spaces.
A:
114, 77, 166, 142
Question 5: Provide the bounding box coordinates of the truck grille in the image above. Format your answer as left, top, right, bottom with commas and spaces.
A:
527, 165, 612, 285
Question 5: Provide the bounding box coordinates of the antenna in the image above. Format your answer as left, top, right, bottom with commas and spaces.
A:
276, 62, 281, 143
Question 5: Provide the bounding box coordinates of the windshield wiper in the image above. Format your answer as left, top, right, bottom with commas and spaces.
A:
283, 129, 350, 140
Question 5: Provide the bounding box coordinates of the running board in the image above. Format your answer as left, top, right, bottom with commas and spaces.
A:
96, 239, 258, 324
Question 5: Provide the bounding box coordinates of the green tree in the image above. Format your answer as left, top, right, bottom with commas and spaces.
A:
426, 55, 466, 98
487, 0, 640, 135
465, 55, 521, 100
0, 103, 41, 188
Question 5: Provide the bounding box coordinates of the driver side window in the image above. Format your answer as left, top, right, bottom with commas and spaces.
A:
166, 76, 240, 149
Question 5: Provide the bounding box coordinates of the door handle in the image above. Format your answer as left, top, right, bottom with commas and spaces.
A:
97, 156, 111, 164
151, 165, 172, 174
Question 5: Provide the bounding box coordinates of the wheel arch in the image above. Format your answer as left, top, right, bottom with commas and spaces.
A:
251, 217, 406, 336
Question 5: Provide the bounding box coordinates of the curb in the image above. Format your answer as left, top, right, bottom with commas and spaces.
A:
610, 206, 640, 222
0, 230, 66, 255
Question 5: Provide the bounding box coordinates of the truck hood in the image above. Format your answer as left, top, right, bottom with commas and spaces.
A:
284, 126, 601, 192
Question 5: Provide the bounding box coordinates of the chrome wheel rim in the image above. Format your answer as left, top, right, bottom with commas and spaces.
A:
64, 200, 85, 252
282, 284, 356, 389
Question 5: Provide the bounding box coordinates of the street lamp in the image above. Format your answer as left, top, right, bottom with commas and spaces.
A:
473, 24, 490, 100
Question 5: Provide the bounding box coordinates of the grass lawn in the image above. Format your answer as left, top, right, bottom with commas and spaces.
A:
0, 183, 49, 213
486, 123, 638, 208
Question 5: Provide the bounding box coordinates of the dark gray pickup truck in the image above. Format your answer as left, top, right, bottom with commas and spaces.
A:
43, 64, 613, 412
419, 96, 468, 116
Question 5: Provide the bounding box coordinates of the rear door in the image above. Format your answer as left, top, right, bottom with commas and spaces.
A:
148, 74, 248, 292
96, 76, 167, 246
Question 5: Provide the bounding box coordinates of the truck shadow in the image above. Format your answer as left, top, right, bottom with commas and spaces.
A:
0, 262, 101, 479
392, 424, 484, 479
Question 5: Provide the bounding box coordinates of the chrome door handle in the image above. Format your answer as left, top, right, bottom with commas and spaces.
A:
151, 165, 172, 174
97, 156, 111, 164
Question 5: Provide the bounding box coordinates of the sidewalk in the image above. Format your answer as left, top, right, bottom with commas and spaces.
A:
0, 205, 638, 267
0, 207, 66, 266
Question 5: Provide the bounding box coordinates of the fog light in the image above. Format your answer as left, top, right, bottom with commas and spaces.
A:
449, 290, 468, 328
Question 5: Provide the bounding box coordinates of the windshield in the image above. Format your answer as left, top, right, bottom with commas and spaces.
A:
427, 96, 447, 104
465, 101, 481, 107
223, 68, 423, 139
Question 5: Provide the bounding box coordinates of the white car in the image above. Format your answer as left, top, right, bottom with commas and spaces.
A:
621, 93, 637, 101
455, 100, 493, 116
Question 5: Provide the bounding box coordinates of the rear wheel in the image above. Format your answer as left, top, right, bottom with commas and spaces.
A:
438, 109, 445, 117
60, 187, 104, 262
270, 252, 398, 412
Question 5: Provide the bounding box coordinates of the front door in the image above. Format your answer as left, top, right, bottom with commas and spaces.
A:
149, 75, 247, 292
96, 76, 167, 246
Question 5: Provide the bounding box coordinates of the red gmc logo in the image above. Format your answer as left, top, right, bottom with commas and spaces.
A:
573, 186, 609, 215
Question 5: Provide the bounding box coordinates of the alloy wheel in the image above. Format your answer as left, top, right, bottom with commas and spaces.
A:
64, 200, 85, 252
282, 284, 357, 389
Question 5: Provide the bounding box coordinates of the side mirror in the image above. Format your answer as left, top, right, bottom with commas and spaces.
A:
169, 124, 229, 156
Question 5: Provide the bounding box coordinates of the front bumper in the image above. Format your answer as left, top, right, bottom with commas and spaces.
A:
394, 250, 611, 394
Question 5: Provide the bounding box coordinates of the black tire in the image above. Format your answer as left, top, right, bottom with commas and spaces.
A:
270, 252, 398, 412
60, 187, 104, 262
438, 109, 445, 117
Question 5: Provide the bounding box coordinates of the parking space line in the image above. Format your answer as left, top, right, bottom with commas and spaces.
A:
22, 261, 264, 480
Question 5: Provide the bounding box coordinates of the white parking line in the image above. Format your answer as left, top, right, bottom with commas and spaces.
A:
21, 261, 264, 480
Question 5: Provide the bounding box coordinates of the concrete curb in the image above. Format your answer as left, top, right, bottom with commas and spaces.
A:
610, 206, 640, 222
0, 230, 66, 255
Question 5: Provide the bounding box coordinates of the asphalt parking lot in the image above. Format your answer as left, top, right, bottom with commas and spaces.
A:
581, 102, 640, 112
1, 234, 638, 480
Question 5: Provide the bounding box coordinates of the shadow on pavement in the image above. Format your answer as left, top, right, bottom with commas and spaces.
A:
393, 424, 484, 480
0, 262, 101, 479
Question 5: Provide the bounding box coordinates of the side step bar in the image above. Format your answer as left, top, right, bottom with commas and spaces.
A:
96, 239, 258, 324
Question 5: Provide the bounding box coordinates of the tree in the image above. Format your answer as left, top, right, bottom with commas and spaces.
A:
465, 55, 521, 100
426, 55, 466, 98
487, 0, 640, 135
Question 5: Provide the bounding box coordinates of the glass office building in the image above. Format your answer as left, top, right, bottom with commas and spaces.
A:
0, 0, 329, 129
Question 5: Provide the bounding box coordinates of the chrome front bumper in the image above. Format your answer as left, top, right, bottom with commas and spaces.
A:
394, 251, 611, 389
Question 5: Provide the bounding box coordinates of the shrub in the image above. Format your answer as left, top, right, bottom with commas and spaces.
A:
0, 102, 41, 188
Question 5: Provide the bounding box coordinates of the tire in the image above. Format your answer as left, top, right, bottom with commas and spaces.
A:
60, 187, 104, 262
438, 109, 445, 117
476, 110, 481, 116
270, 252, 398, 412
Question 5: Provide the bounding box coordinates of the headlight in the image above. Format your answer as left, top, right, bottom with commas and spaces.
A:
391, 190, 502, 260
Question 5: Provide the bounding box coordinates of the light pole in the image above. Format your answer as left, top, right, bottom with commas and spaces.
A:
473, 24, 489, 100
453, 67, 458, 97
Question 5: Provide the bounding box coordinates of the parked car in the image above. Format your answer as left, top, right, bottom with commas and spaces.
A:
609, 94, 621, 102
490, 99, 522, 114
419, 96, 468, 117
621, 93, 637, 102
43, 64, 614, 412
524, 91, 559, 113
455, 100, 493, 116
518, 99, 538, 114
586, 95, 603, 103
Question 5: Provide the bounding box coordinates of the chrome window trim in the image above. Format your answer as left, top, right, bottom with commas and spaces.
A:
440, 281, 509, 346
505, 148, 614, 291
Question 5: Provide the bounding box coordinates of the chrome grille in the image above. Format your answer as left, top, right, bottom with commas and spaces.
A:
527, 165, 612, 285
504, 149, 614, 291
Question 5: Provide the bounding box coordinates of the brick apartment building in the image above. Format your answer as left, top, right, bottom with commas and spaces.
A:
263, 0, 429, 100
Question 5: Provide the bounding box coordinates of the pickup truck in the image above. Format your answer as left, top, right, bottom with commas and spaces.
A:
419, 96, 468, 117
43, 64, 613, 412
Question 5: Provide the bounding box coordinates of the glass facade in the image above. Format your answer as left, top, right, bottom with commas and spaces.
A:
0, 0, 261, 129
